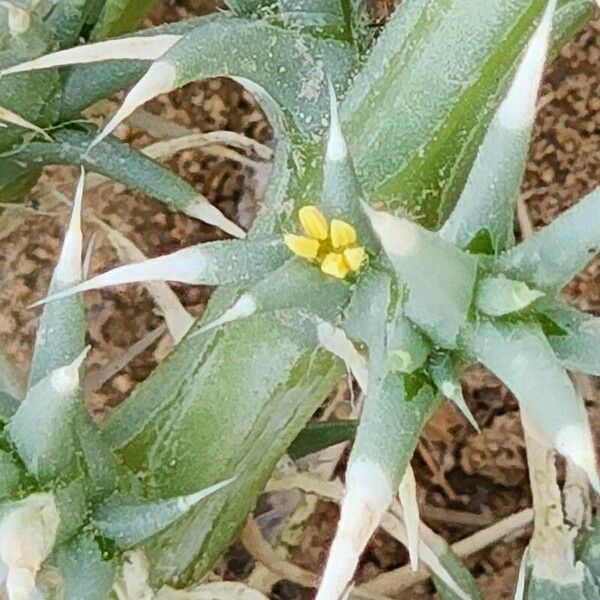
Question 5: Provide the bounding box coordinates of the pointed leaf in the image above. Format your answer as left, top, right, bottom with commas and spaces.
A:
537, 300, 600, 376
90, 216, 194, 343
7, 350, 87, 483
398, 466, 419, 571
463, 320, 599, 490
429, 352, 478, 431
34, 238, 287, 307
440, 1, 555, 252
29, 169, 86, 386
288, 419, 357, 460
340, 0, 593, 227
1, 127, 244, 237
475, 276, 544, 317
92, 15, 355, 145
495, 184, 600, 292
318, 375, 439, 599
1, 35, 181, 75
101, 307, 343, 583
321, 86, 378, 251
364, 206, 478, 347
431, 542, 483, 600
93, 478, 234, 548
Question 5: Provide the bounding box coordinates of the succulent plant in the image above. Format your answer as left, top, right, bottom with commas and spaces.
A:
1, 0, 600, 599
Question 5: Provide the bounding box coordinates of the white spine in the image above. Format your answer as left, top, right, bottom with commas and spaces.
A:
316, 460, 392, 600
496, 0, 556, 130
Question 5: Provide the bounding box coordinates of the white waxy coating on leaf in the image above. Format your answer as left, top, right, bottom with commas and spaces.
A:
193, 295, 257, 336
325, 82, 347, 162
316, 459, 392, 600
496, 0, 555, 130
398, 466, 419, 571
0, 35, 182, 76
0, 493, 60, 600
0, 105, 50, 140
54, 168, 85, 288
92, 59, 177, 149
316, 321, 368, 391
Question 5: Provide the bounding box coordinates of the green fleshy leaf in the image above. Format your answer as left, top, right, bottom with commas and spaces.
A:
91, 0, 160, 39
43, 0, 95, 47
35, 238, 288, 307
91, 13, 355, 145
440, 0, 555, 253
429, 352, 478, 431
340, 0, 593, 227
475, 276, 544, 317
101, 307, 343, 584
0, 13, 59, 152
536, 300, 600, 376
93, 478, 232, 548
364, 206, 478, 348
462, 319, 599, 490
54, 477, 88, 543
432, 545, 483, 600
495, 184, 600, 292
7, 352, 85, 483
1, 126, 243, 236
350, 370, 439, 490
288, 419, 357, 460
50, 534, 116, 600
277, 0, 349, 40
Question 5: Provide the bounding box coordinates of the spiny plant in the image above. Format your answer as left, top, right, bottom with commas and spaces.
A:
1, 0, 600, 599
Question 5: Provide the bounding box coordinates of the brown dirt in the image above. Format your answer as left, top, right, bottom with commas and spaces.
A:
0, 2, 598, 599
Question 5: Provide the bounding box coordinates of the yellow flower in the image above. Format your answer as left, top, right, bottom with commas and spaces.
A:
284, 206, 366, 279
299, 206, 328, 241
284, 234, 319, 259
330, 219, 357, 249
343, 246, 365, 272
321, 252, 349, 279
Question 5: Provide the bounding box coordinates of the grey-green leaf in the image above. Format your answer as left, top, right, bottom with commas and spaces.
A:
93, 478, 233, 548
462, 320, 599, 491
495, 184, 600, 292
50, 534, 116, 600
7, 351, 87, 483
1, 127, 244, 237
537, 300, 600, 376
364, 206, 478, 348
440, 1, 555, 253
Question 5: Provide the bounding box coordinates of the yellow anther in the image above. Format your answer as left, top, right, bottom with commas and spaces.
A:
284, 234, 320, 259
330, 219, 357, 249
343, 246, 365, 271
299, 205, 328, 241
320, 252, 349, 279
